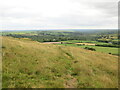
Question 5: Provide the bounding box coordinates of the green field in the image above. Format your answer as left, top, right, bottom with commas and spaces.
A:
1, 31, 37, 36
62, 40, 98, 43
61, 40, 114, 45
78, 46, 118, 55
56, 43, 118, 55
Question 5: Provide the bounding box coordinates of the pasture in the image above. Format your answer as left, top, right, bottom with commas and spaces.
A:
57, 43, 118, 55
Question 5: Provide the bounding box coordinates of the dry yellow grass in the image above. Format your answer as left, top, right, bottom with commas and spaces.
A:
2, 36, 118, 88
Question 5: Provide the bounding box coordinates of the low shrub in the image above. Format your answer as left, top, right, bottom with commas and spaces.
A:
84, 47, 96, 51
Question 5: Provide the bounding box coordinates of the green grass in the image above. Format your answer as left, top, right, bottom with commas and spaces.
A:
78, 46, 118, 55
2, 36, 118, 88
1, 31, 37, 36
61, 40, 97, 43
61, 40, 113, 45
57, 44, 118, 55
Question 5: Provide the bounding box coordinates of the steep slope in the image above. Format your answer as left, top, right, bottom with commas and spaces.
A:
2, 37, 118, 88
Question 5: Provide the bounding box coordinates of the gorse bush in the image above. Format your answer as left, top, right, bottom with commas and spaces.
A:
84, 47, 96, 51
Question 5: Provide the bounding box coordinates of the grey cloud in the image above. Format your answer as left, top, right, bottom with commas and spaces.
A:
0, 0, 118, 30
70, 0, 118, 17
93, 2, 118, 17
46, 13, 117, 28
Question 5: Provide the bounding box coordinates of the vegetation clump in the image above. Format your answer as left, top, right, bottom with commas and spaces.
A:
84, 47, 96, 51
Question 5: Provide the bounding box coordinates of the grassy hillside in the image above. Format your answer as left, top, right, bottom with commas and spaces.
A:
2, 36, 118, 88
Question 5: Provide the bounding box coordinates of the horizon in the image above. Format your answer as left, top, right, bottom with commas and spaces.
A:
0, 29, 118, 32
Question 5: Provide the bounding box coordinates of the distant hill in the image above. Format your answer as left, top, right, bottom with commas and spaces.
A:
2, 36, 118, 88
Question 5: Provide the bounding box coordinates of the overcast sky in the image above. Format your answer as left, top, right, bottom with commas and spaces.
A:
0, 0, 119, 30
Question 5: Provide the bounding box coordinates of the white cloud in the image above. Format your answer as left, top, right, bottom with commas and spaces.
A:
0, 0, 119, 30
